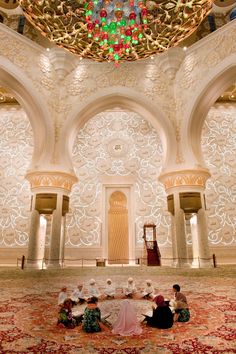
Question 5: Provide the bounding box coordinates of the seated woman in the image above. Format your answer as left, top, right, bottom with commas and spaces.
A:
112, 299, 142, 336
172, 284, 190, 322
57, 298, 83, 329
144, 295, 173, 329
82, 296, 109, 333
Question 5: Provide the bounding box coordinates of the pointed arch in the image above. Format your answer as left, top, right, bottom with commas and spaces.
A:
0, 57, 54, 168
187, 54, 236, 165
60, 86, 176, 170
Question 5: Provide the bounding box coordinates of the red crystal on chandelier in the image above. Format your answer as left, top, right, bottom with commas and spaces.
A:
84, 0, 148, 63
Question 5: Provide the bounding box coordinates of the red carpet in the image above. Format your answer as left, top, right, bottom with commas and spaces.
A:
0, 271, 235, 353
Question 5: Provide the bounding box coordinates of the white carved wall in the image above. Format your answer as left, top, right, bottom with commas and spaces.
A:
0, 105, 33, 247
202, 103, 236, 246
0, 103, 235, 254
66, 109, 170, 248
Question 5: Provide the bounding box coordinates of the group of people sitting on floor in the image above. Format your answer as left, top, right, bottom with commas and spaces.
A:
58, 277, 155, 306
57, 279, 190, 335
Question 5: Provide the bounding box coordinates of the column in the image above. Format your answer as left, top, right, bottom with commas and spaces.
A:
196, 208, 212, 267
27, 208, 42, 269
190, 214, 200, 268
26, 170, 78, 269
60, 216, 66, 265
174, 204, 189, 267
159, 168, 211, 268
48, 193, 63, 268
170, 214, 178, 267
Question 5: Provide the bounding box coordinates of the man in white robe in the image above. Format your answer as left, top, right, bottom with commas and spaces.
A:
104, 279, 116, 299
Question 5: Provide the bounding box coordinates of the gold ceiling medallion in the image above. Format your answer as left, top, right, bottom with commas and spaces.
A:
18, 0, 213, 63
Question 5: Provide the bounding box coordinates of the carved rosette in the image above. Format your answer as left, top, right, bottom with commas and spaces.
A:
159, 169, 211, 192
26, 171, 78, 192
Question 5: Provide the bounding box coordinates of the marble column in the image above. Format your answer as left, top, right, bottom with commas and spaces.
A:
27, 208, 42, 269
173, 204, 189, 267
196, 208, 212, 267
60, 216, 66, 266
48, 193, 63, 268
190, 214, 201, 268
25, 170, 78, 269
159, 168, 211, 268
170, 214, 178, 267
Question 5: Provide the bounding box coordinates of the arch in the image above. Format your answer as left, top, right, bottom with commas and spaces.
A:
60, 86, 176, 170
108, 190, 129, 264
187, 54, 236, 165
0, 58, 54, 168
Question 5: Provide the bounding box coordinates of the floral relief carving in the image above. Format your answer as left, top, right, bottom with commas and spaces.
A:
0, 28, 59, 115
67, 109, 169, 247
0, 104, 235, 249
175, 25, 236, 121
64, 61, 170, 115
0, 35, 28, 69
0, 106, 33, 247
26, 171, 78, 192
202, 103, 236, 245
159, 170, 211, 191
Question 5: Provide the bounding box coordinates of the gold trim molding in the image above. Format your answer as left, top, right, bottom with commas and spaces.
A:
159, 169, 211, 191
0, 0, 18, 10
26, 171, 78, 192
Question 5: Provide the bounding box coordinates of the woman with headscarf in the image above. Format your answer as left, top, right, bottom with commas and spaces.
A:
112, 299, 142, 336
82, 296, 109, 333
144, 294, 173, 329
57, 298, 83, 328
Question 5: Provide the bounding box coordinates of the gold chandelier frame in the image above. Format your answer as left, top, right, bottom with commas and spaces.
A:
18, 0, 213, 62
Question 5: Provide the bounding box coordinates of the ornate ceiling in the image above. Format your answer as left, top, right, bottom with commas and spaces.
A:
17, 0, 214, 63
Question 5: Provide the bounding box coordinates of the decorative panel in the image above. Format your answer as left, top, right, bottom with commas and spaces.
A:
202, 103, 236, 245
0, 105, 33, 247
67, 109, 171, 247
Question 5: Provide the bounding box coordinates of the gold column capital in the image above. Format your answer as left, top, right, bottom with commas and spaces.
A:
26, 170, 78, 193
159, 168, 211, 192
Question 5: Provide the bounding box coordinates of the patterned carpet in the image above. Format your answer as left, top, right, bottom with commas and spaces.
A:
0, 267, 236, 353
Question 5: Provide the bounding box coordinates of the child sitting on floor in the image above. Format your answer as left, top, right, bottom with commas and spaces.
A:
172, 284, 190, 322
57, 298, 83, 328
124, 277, 137, 298
58, 286, 68, 306
141, 279, 154, 299
87, 279, 101, 299
104, 279, 116, 299
71, 283, 86, 304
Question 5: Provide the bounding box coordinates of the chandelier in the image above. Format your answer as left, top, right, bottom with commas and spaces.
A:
18, 0, 214, 63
